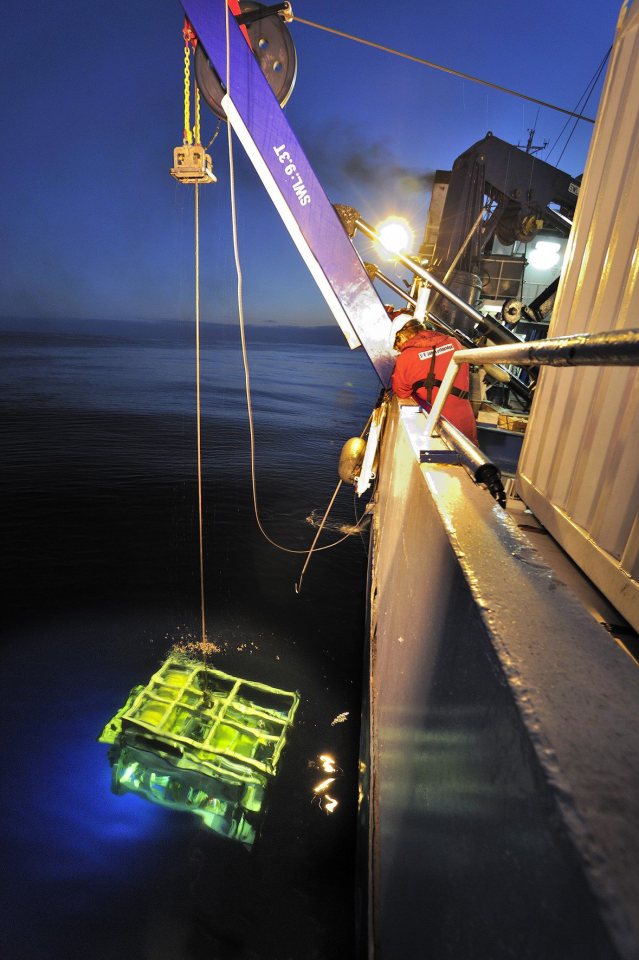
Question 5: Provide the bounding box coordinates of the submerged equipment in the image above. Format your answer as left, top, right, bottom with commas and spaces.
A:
99, 656, 299, 845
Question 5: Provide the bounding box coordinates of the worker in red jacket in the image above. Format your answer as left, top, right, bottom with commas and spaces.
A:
390, 314, 478, 444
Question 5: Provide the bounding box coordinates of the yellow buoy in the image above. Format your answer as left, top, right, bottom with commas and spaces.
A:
338, 437, 367, 484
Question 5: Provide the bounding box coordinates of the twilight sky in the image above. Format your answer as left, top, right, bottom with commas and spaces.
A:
0, 0, 621, 328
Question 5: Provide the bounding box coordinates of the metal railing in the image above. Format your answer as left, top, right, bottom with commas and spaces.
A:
337, 206, 522, 347
422, 329, 639, 438
334, 205, 639, 506
365, 261, 532, 403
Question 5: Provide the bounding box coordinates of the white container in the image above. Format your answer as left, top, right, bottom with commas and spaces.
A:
517, 1, 639, 631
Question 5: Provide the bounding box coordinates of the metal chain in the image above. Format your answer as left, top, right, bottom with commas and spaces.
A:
183, 42, 193, 145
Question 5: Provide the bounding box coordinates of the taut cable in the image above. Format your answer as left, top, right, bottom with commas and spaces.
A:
194, 182, 207, 649
293, 17, 596, 124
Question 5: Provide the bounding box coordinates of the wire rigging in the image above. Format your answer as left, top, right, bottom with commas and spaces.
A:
224, 4, 371, 569
546, 47, 611, 163
292, 16, 596, 124
553, 48, 611, 167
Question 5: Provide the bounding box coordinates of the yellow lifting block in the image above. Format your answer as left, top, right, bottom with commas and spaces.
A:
170, 144, 217, 184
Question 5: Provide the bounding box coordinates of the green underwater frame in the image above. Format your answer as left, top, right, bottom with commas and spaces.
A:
99, 657, 299, 844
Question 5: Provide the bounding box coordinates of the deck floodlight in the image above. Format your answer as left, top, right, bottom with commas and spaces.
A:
527, 240, 561, 271
99, 656, 299, 845
377, 217, 414, 256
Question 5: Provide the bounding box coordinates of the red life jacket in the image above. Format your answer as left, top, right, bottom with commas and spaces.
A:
391, 330, 477, 443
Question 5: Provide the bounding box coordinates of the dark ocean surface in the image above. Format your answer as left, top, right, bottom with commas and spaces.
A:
0, 320, 379, 960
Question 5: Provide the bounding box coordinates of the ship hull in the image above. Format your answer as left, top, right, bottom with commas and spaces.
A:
364, 400, 639, 959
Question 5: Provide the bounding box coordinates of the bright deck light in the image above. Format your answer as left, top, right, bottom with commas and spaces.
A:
527, 240, 561, 271
377, 217, 414, 255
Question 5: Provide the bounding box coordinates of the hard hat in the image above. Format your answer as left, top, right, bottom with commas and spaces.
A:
388, 312, 414, 351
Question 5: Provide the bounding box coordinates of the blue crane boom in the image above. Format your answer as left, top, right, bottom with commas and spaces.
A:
180, 0, 394, 384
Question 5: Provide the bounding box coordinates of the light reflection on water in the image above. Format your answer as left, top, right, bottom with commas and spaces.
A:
0, 325, 377, 960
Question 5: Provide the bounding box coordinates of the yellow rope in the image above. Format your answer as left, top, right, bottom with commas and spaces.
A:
293, 17, 596, 124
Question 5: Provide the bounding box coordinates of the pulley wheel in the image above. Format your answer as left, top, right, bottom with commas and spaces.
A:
501, 298, 536, 326
501, 299, 525, 325
496, 203, 542, 246
195, 1, 297, 121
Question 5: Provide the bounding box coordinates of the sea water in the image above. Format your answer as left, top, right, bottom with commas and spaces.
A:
0, 319, 378, 960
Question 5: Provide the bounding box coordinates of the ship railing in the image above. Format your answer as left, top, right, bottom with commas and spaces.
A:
421, 329, 639, 440
348, 210, 522, 348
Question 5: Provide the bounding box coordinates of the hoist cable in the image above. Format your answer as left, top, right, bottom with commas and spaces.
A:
292, 16, 596, 124
224, 3, 371, 560
194, 182, 207, 645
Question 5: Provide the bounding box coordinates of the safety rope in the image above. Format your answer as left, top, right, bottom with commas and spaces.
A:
224, 3, 372, 573
292, 16, 596, 124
